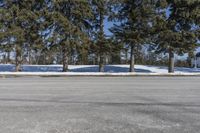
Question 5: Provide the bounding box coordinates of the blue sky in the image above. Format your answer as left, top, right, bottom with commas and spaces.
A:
104, 20, 113, 36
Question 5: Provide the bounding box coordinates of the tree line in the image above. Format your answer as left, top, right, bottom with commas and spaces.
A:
0, 0, 199, 73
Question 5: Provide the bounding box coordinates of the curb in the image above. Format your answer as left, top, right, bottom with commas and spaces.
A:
1, 72, 200, 77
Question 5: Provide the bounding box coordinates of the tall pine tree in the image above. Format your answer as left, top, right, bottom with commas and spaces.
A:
153, 0, 200, 73
110, 0, 155, 72
42, 0, 92, 71
0, 0, 42, 71
90, 0, 111, 72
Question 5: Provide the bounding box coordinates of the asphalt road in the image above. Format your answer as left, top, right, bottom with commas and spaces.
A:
0, 77, 200, 133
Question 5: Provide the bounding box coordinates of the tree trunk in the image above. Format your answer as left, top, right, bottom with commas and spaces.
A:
129, 45, 135, 72
28, 46, 32, 64
168, 48, 175, 73
3, 54, 6, 64
125, 49, 128, 64
62, 45, 69, 72
99, 54, 104, 72
98, 8, 105, 72
15, 46, 22, 72
7, 52, 10, 64
82, 50, 88, 65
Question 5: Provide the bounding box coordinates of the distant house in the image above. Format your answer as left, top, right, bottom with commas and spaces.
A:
191, 52, 200, 68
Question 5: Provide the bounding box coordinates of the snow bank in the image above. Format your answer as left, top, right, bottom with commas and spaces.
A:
0, 64, 200, 76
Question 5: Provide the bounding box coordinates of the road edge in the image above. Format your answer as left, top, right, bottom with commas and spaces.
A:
1, 72, 200, 78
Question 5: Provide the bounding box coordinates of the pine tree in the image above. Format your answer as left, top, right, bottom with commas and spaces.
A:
110, 0, 155, 72
90, 0, 111, 72
42, 0, 92, 72
153, 0, 200, 73
0, 0, 43, 71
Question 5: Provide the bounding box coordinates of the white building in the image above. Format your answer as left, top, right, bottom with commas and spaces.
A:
191, 52, 200, 68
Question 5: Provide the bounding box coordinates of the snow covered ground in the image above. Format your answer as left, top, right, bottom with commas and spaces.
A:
0, 64, 200, 75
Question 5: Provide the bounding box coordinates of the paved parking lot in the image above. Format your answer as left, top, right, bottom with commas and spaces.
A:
0, 77, 200, 133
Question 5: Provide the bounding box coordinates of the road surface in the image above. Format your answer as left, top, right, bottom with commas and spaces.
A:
0, 77, 200, 133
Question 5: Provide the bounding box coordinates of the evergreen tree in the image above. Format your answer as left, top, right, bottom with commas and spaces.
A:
0, 0, 42, 71
153, 0, 200, 73
42, 0, 92, 72
90, 0, 111, 72
110, 0, 155, 72
1, 0, 199, 73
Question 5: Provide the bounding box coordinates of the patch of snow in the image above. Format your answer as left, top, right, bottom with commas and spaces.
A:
0, 64, 200, 74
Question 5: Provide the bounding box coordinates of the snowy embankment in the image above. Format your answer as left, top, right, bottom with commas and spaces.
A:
0, 64, 200, 76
